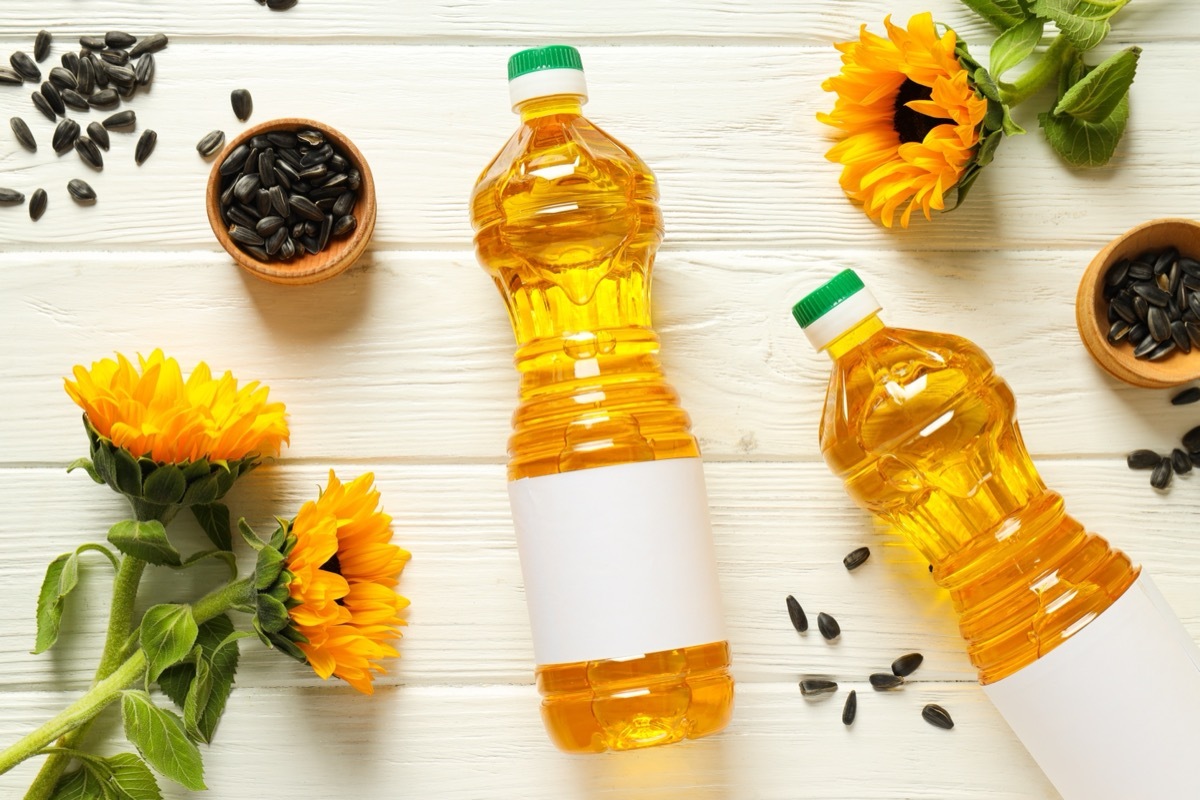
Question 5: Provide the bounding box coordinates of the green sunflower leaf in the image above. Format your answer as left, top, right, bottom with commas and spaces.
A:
1039, 92, 1129, 166
1055, 46, 1140, 123
120, 690, 206, 790
141, 466, 186, 506
1032, 0, 1110, 51
106, 753, 163, 800
139, 604, 198, 681
960, 0, 1029, 30
192, 503, 232, 552
989, 17, 1044, 78
237, 518, 265, 552
182, 656, 213, 742
158, 614, 241, 745
973, 67, 1002, 102
254, 546, 285, 591
112, 448, 143, 497
255, 593, 290, 634
34, 553, 78, 655
107, 521, 182, 567
67, 458, 104, 485
49, 764, 111, 800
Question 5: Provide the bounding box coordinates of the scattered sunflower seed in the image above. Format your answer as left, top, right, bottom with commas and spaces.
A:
1151, 457, 1173, 491
40, 82, 66, 115
88, 88, 119, 108
100, 50, 130, 68
1183, 425, 1200, 453
231, 88, 253, 121
74, 136, 103, 170
68, 178, 96, 202
48, 66, 78, 91
197, 129, 226, 158
127, 34, 166, 60
922, 704, 954, 730
1172, 448, 1191, 475
1127, 449, 1161, 470
817, 612, 840, 641
891, 652, 924, 677
61, 51, 80, 73
267, 0, 300, 9
34, 31, 51, 63
228, 224, 265, 247
841, 690, 856, 726
80, 35, 107, 50
0, 67, 23, 86
1172, 388, 1200, 406
103, 110, 136, 129
842, 546, 870, 571
0, 188, 25, 204
785, 594, 808, 633
29, 188, 47, 221
87, 122, 110, 150
135, 53, 155, 85
31, 90, 55, 121
10, 117, 36, 152
61, 88, 89, 111
869, 673, 903, 690
134, 129, 157, 165
332, 214, 357, 238
10, 52, 41, 82
799, 679, 838, 697
52, 119, 80, 153
105, 31, 137, 49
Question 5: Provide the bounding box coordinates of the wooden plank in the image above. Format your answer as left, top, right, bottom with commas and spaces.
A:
0, 42, 1194, 251
0, 249, 1195, 464
0, 683, 1060, 799
0, 461, 1195, 691
0, 0, 1184, 45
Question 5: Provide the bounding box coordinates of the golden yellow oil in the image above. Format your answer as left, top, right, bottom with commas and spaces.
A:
819, 314, 1138, 684
470, 94, 733, 751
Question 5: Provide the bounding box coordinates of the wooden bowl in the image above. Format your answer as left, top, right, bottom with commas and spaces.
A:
205, 117, 376, 285
1076, 218, 1200, 388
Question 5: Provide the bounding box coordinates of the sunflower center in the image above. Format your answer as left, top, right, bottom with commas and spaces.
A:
892, 79, 938, 145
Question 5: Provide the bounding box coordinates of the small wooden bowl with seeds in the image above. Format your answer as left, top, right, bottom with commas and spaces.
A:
1077, 218, 1200, 388
205, 117, 376, 286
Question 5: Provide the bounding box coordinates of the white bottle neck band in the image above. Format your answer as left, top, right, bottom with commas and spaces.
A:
803, 287, 882, 351
509, 68, 588, 111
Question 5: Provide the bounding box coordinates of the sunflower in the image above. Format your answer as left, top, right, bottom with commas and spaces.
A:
818, 13, 990, 228
65, 349, 289, 464
255, 471, 410, 694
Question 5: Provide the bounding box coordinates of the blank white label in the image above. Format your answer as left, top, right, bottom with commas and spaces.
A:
985, 574, 1200, 800
508, 457, 727, 666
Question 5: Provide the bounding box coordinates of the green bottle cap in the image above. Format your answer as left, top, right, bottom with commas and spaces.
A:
792, 269, 865, 328
508, 45, 584, 81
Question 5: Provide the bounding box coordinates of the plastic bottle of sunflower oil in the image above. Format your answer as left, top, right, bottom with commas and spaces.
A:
793, 269, 1200, 799
469, 45, 733, 753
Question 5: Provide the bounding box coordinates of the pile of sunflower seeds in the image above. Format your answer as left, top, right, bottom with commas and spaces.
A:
214, 127, 362, 261
1104, 247, 1200, 360
787, 547, 952, 730
4, 30, 166, 220
1125, 387, 1200, 491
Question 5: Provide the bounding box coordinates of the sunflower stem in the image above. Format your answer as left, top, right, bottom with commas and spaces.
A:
1000, 35, 1074, 107
194, 577, 256, 624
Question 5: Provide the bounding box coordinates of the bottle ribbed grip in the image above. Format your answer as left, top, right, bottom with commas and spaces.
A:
508, 45, 584, 81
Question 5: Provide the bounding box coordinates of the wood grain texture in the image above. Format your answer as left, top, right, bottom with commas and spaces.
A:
2, 250, 1198, 465
0, 684, 1058, 799
1, 461, 1196, 693
0, 42, 1196, 251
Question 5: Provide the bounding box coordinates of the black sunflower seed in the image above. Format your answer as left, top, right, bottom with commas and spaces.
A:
1187, 322, 1200, 350
197, 130, 226, 157
1111, 295, 1137, 325
1149, 340, 1176, 361
841, 690, 857, 726
68, 178, 96, 202
0, 67, 23, 86
268, 0, 300, 9
100, 49, 129, 67
105, 31, 136, 49
0, 188, 25, 204
1184, 426, 1200, 453
1151, 457, 1173, 491
34, 31, 51, 62
891, 652, 924, 677
332, 191, 355, 218
88, 88, 119, 109
785, 594, 808, 633
220, 144, 251, 175
129, 33, 168, 59
87, 122, 110, 150
1172, 321, 1192, 354
1134, 282, 1171, 308
869, 673, 903, 690
233, 174, 261, 204
61, 88, 89, 111
268, 185, 288, 217
1148, 306, 1171, 342
231, 88, 253, 121
289, 194, 324, 221
279, 237, 296, 260
1172, 387, 1200, 406
48, 66, 77, 91
10, 117, 36, 152
40, 82, 65, 115
1155, 248, 1178, 276
104, 63, 136, 86
228, 225, 265, 247
332, 214, 357, 238
843, 546, 870, 571
135, 53, 155, 86
799, 679, 837, 697
268, 131, 298, 150
61, 52, 80, 73
10, 52, 41, 81
255, 189, 272, 218
134, 129, 157, 165
1172, 448, 1191, 475
1133, 336, 1159, 360
52, 119, 80, 153
29, 188, 47, 221
317, 214, 332, 251
265, 227, 287, 256
297, 129, 325, 146
1127, 449, 1162, 470
80, 36, 107, 51
30, 91, 55, 121
922, 704, 954, 730
817, 612, 840, 641
74, 136, 103, 170
256, 215, 285, 238
1107, 321, 1132, 344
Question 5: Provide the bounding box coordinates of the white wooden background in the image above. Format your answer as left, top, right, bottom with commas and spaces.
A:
1, 1, 1198, 797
